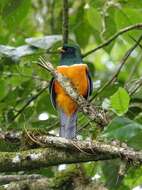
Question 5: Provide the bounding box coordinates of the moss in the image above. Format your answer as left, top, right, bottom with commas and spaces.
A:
49, 166, 78, 189
0, 140, 19, 152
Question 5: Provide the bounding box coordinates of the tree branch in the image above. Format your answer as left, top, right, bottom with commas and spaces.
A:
62, 0, 69, 45
0, 178, 50, 190
0, 174, 43, 185
90, 35, 142, 100
0, 130, 22, 143
38, 57, 108, 127
0, 147, 112, 173
82, 23, 142, 57
11, 84, 49, 121
0, 167, 99, 190
0, 136, 141, 172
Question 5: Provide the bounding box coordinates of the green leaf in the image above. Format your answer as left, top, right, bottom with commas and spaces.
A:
36, 93, 56, 115
0, 79, 8, 101
102, 6, 117, 39
115, 7, 142, 30
123, 166, 142, 189
99, 83, 121, 98
1, 0, 31, 31
101, 160, 128, 190
31, 118, 58, 129
73, 3, 93, 48
135, 113, 142, 124
110, 87, 130, 116
86, 7, 102, 32
118, 0, 142, 9
101, 117, 142, 149
102, 6, 117, 52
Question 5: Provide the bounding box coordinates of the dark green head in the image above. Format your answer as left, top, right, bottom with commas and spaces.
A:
59, 44, 82, 65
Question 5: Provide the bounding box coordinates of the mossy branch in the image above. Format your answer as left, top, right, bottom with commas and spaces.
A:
0, 136, 142, 173
0, 167, 101, 190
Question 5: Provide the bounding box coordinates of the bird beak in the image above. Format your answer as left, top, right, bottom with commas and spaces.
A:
57, 47, 65, 53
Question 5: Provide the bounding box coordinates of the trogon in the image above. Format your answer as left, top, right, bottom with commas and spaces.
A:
49, 44, 93, 139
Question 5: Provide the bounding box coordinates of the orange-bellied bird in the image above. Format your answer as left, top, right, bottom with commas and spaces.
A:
49, 44, 92, 139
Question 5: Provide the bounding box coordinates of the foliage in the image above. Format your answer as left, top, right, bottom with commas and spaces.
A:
110, 87, 130, 116
0, 0, 142, 189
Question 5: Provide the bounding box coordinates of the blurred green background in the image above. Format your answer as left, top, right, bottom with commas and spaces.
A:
0, 0, 142, 189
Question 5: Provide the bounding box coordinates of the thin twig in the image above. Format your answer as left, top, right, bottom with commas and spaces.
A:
11, 85, 49, 121
115, 162, 129, 186
77, 121, 90, 134
129, 35, 142, 49
90, 35, 142, 101
62, 0, 69, 45
0, 72, 43, 81
82, 23, 142, 57
125, 35, 142, 82
24, 125, 45, 147
125, 54, 142, 83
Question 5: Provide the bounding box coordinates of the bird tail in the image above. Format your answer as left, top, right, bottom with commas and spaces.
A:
59, 111, 77, 139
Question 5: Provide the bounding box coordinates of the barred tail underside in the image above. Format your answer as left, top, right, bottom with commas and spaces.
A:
59, 111, 77, 139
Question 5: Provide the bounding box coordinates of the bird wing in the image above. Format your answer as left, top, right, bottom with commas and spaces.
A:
49, 77, 56, 109
84, 67, 93, 99
49, 65, 93, 107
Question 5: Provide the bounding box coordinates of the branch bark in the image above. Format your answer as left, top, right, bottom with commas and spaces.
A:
36, 136, 142, 164
0, 136, 141, 172
0, 167, 104, 190
0, 178, 50, 190
0, 174, 43, 185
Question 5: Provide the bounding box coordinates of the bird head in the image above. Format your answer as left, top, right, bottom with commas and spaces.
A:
58, 44, 82, 65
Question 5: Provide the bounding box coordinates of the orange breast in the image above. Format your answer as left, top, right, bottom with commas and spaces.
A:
54, 64, 89, 115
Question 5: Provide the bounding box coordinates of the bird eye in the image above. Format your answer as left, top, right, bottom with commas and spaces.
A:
63, 47, 68, 51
